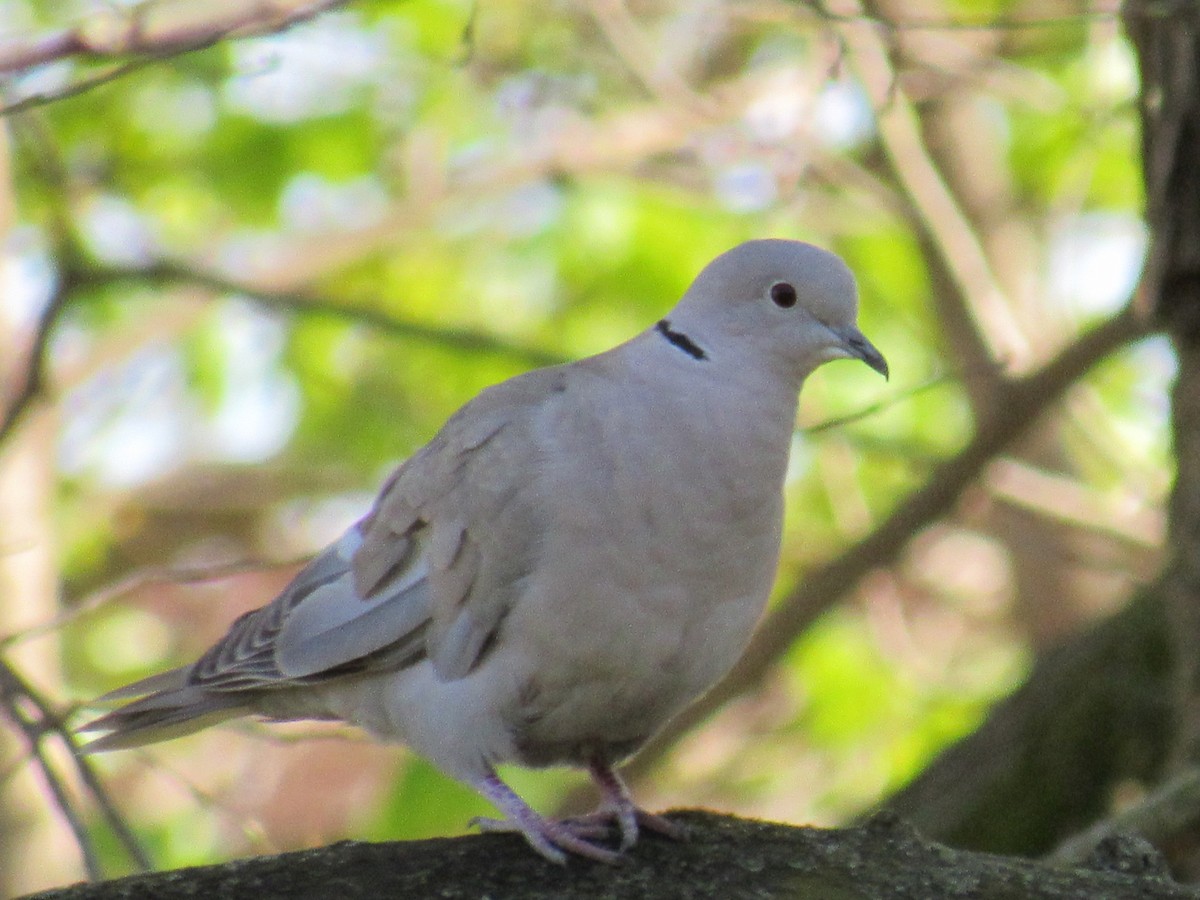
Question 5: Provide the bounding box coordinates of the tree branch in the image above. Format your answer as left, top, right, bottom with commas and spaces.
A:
0, 257, 566, 452
0, 0, 356, 115
22, 810, 1196, 900
1051, 766, 1200, 866
0, 556, 313, 650
0, 0, 352, 73
0, 271, 72, 448
0, 663, 100, 880
0, 657, 151, 880
832, 0, 1020, 395
85, 260, 567, 367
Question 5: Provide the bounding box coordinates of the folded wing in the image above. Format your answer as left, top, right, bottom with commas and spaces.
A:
82, 370, 561, 749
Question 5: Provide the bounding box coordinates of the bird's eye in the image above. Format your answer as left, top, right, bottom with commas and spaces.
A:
770, 282, 797, 308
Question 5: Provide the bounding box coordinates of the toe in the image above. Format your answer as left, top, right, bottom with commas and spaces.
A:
544, 822, 623, 864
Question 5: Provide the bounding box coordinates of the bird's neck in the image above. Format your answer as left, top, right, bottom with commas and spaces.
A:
613, 328, 803, 464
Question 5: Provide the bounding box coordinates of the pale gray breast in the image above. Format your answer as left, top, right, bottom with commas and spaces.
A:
540, 362, 789, 578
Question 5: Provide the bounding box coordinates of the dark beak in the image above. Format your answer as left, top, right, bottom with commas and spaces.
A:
835, 325, 889, 380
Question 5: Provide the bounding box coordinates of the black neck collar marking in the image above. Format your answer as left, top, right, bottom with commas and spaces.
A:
655, 319, 708, 361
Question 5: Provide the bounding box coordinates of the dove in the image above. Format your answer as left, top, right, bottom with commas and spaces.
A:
82, 239, 887, 864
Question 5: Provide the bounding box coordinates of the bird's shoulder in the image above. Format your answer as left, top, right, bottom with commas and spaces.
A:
350, 360, 600, 597
377, 365, 572, 505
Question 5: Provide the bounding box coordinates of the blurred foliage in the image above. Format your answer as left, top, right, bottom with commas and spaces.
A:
0, 0, 1168, 890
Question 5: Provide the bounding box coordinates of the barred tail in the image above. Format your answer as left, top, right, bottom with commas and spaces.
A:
80, 666, 249, 752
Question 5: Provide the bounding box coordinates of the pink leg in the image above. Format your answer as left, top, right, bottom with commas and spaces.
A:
470, 769, 622, 865
580, 760, 686, 849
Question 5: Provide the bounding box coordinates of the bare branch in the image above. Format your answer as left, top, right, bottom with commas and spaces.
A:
0, 656, 152, 879
0, 256, 566, 454
0, 0, 353, 74
0, 271, 72, 448
84, 260, 568, 368
1050, 766, 1200, 866
0, 709, 100, 879
0, 556, 311, 649
831, 0, 1021, 389
0, 0, 355, 115
2, 55, 178, 118
765, 1, 1122, 33
801, 368, 994, 435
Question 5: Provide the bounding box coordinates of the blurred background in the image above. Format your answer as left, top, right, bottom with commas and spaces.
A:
0, 0, 1175, 894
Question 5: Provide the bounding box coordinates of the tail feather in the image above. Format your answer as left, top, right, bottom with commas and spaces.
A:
82, 669, 250, 752
95, 665, 191, 702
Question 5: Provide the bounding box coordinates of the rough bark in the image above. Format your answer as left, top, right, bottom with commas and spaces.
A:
1128, 0, 1200, 874
1125, 0, 1200, 769
20, 811, 1200, 900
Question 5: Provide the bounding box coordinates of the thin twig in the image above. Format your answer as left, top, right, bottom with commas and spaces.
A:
0, 0, 352, 72
0, 256, 565, 456
0, 657, 152, 875
1, 556, 311, 649
782, 0, 1123, 32
60, 736, 154, 873
801, 370, 970, 435
85, 260, 568, 368
1048, 767, 1200, 865
0, 658, 104, 879
0, 0, 355, 115
0, 269, 73, 448
1, 52, 188, 118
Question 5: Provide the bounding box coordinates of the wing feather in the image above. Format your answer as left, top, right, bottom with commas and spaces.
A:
88, 367, 566, 755
355, 371, 559, 681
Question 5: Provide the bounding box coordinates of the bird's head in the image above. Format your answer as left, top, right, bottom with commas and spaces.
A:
667, 239, 888, 384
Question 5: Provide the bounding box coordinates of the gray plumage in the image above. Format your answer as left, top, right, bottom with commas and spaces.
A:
82, 239, 887, 862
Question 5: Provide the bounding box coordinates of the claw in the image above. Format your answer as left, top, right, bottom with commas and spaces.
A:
472, 771, 624, 864
468, 763, 681, 864
562, 807, 686, 848
472, 813, 613, 843
585, 759, 684, 849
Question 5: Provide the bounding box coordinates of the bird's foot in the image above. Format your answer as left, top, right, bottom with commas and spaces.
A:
470, 814, 622, 864
564, 806, 686, 850
471, 770, 624, 865
584, 759, 686, 849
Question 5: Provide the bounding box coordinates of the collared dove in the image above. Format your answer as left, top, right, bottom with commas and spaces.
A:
83, 239, 887, 864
